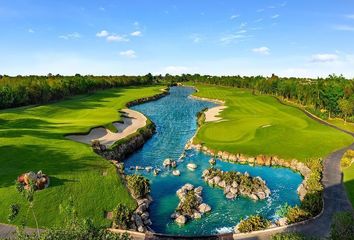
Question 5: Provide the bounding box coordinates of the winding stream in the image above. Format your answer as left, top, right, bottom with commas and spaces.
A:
124, 86, 302, 236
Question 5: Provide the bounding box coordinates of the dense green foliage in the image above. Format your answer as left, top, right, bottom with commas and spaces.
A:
271, 232, 317, 240
191, 84, 353, 161
112, 204, 133, 229
181, 74, 354, 122
0, 74, 157, 109
341, 150, 354, 169
330, 212, 354, 240
0, 85, 162, 227
126, 175, 150, 199
285, 206, 310, 224
237, 215, 270, 233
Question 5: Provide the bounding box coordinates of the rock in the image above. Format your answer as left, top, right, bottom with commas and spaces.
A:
209, 158, 216, 165
153, 169, 159, 176
175, 215, 187, 225
234, 223, 240, 234
163, 158, 172, 167
232, 181, 238, 188
213, 176, 221, 185
202, 169, 210, 178
137, 225, 146, 233
171, 161, 177, 168
222, 152, 229, 160
141, 212, 149, 220
229, 154, 237, 162
224, 185, 231, 194
136, 203, 147, 214
218, 180, 226, 188
226, 192, 235, 199
145, 166, 153, 172
184, 183, 194, 191
256, 191, 266, 200
193, 211, 202, 219
194, 186, 203, 195
187, 163, 197, 171
230, 187, 238, 195
250, 194, 259, 201
297, 183, 307, 201
198, 203, 211, 213
208, 179, 214, 185
172, 170, 180, 176
276, 217, 288, 226
144, 219, 152, 226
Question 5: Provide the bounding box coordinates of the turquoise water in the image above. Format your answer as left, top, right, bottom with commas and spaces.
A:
124, 86, 302, 236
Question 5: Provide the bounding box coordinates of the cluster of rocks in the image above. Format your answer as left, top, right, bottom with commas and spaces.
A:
130, 195, 154, 233
163, 158, 177, 168
202, 168, 271, 201
126, 90, 169, 108
171, 183, 211, 225
186, 143, 312, 200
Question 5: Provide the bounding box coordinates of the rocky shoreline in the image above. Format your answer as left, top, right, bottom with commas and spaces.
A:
171, 183, 212, 225
202, 168, 271, 201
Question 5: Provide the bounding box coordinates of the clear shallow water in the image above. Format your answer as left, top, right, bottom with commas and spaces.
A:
124, 86, 302, 236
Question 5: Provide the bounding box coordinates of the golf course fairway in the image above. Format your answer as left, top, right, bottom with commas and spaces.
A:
192, 84, 354, 161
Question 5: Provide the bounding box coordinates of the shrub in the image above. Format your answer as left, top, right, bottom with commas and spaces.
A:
275, 203, 291, 218
237, 215, 270, 233
341, 150, 354, 169
330, 212, 354, 240
271, 232, 316, 240
126, 174, 150, 199
112, 204, 133, 229
300, 192, 322, 217
285, 206, 310, 224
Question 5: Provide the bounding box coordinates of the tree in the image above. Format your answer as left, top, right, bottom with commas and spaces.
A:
338, 98, 354, 123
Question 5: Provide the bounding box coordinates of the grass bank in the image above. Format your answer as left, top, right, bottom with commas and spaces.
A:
0, 85, 163, 228
191, 84, 353, 161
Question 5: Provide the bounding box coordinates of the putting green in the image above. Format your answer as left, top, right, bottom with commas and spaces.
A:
192, 84, 353, 161
0, 85, 163, 227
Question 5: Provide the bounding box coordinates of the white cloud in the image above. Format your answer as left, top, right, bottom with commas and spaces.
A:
230, 14, 240, 20
280, 1, 287, 7
220, 34, 247, 44
237, 30, 247, 34
333, 25, 354, 31
96, 30, 109, 37
190, 34, 202, 43
59, 32, 81, 40
99, 7, 105, 11
239, 22, 247, 28
252, 46, 270, 55
130, 31, 142, 37
119, 50, 136, 58
257, 9, 265, 12
271, 14, 280, 19
311, 53, 338, 63
107, 34, 129, 42
345, 14, 354, 19
28, 28, 34, 33
254, 18, 263, 23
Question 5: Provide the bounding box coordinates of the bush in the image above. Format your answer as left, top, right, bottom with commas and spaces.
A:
285, 206, 310, 224
271, 232, 316, 240
126, 174, 150, 199
300, 192, 322, 217
330, 212, 354, 240
237, 215, 270, 233
341, 150, 354, 169
112, 204, 133, 229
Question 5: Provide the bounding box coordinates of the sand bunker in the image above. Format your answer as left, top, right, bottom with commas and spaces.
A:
66, 109, 147, 147
204, 106, 227, 122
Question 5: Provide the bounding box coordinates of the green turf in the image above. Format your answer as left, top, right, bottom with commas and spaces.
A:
191, 84, 353, 161
0, 85, 163, 228
344, 164, 354, 207
327, 118, 354, 133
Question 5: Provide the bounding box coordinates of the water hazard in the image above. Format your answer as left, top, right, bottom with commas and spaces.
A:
124, 86, 302, 236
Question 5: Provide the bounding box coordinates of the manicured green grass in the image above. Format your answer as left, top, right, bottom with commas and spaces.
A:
344, 164, 354, 207
192, 84, 353, 161
0, 85, 163, 228
327, 118, 354, 133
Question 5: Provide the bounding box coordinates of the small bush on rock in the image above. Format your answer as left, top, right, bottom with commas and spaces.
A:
285, 206, 310, 224
237, 215, 270, 233
300, 192, 322, 217
126, 174, 150, 199
178, 191, 199, 216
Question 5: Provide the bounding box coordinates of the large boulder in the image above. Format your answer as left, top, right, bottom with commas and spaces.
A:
175, 215, 187, 225
198, 203, 211, 213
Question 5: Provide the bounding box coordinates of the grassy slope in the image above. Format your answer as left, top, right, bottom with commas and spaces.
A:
327, 118, 354, 133
0, 85, 162, 228
192, 84, 353, 161
344, 164, 354, 206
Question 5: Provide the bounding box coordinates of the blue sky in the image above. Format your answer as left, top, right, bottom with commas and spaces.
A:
0, 0, 354, 77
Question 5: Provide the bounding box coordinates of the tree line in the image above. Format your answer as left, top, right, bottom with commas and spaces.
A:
1, 73, 354, 122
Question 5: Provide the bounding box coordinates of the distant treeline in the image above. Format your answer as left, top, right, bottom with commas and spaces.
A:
170, 73, 354, 122
1, 73, 354, 122
0, 74, 157, 109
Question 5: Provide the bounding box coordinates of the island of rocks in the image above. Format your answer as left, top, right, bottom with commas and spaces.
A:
202, 168, 271, 200
171, 183, 211, 225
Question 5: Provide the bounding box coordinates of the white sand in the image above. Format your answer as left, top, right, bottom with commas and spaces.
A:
66, 109, 147, 147
204, 106, 227, 122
